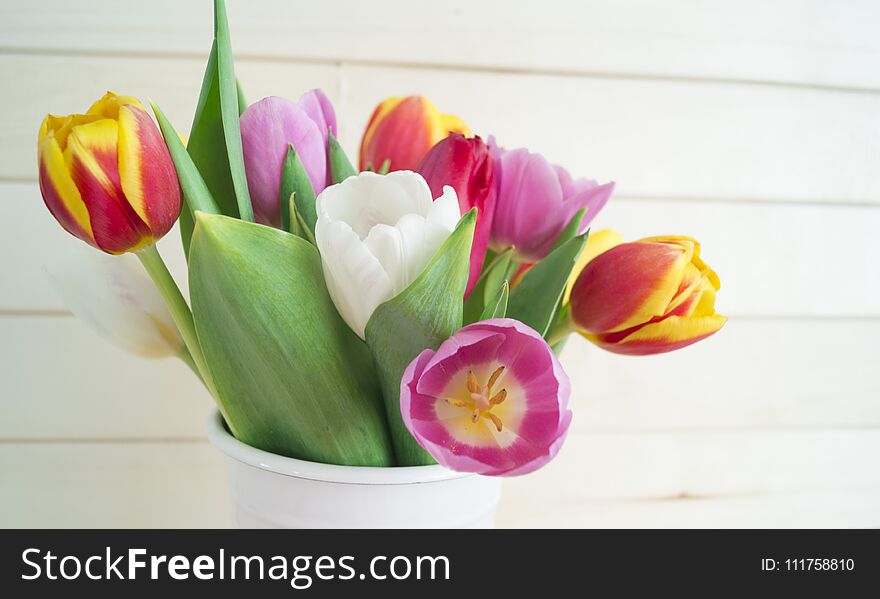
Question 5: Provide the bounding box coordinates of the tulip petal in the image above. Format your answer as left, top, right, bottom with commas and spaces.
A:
117, 103, 180, 237
239, 96, 326, 226
297, 89, 337, 145
400, 318, 571, 476
65, 119, 152, 253
38, 121, 96, 246
588, 314, 727, 355
563, 228, 623, 304
316, 219, 393, 339
570, 241, 688, 333
45, 246, 182, 358
490, 148, 564, 260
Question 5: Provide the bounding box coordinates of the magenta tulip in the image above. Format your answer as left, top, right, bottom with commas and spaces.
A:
488, 136, 615, 263
400, 318, 572, 476
240, 90, 337, 227
417, 133, 495, 297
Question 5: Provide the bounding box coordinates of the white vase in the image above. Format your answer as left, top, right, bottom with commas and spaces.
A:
206, 410, 503, 528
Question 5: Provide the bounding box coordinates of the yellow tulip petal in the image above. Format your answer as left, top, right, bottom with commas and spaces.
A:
587, 314, 727, 355
87, 91, 144, 119
693, 275, 718, 316
37, 127, 95, 243
117, 104, 149, 224
620, 314, 726, 346
64, 119, 119, 195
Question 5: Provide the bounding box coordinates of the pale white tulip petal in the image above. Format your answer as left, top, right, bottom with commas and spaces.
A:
428, 185, 462, 229
318, 171, 413, 239
394, 213, 433, 286
385, 170, 434, 213
315, 171, 458, 338
364, 223, 406, 292
44, 246, 182, 358
318, 219, 394, 339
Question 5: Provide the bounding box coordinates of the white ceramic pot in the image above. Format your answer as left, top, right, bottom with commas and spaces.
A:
206, 410, 503, 528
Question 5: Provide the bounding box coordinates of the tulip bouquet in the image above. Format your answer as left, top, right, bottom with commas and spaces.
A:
37, 1, 726, 477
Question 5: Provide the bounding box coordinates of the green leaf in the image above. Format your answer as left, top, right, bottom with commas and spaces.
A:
551, 208, 587, 253
479, 280, 509, 320
328, 130, 357, 184
214, 0, 253, 222
462, 247, 512, 325
294, 202, 317, 246
150, 101, 221, 217
377, 159, 391, 175
189, 213, 394, 466
279, 145, 317, 236
179, 3, 254, 256
506, 234, 587, 337
236, 78, 247, 115
365, 210, 476, 465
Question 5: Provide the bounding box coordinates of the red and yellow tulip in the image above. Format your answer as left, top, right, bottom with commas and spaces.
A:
569, 235, 726, 355
38, 92, 181, 254
359, 96, 470, 172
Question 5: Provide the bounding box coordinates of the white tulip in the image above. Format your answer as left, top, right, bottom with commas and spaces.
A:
45, 245, 184, 358
315, 170, 461, 339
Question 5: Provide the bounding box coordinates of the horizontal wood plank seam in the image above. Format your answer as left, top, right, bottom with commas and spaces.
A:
2, 46, 880, 96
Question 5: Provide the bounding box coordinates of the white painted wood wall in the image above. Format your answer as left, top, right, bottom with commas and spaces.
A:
1, 0, 878, 527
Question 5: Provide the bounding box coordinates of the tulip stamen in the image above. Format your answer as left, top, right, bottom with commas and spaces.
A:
485, 412, 503, 432
486, 366, 505, 393
444, 366, 510, 434
489, 389, 507, 406
467, 371, 480, 394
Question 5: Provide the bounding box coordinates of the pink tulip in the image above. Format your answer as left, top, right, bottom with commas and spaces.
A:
488, 136, 615, 263
240, 90, 336, 227
400, 318, 572, 476
417, 133, 496, 297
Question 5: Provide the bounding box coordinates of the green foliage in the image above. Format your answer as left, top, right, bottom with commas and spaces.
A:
365, 210, 476, 465
189, 213, 394, 466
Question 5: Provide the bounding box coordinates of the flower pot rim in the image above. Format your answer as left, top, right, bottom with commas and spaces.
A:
206, 409, 475, 485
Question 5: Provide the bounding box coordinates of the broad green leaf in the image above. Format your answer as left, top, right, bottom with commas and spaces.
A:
151, 101, 220, 217
506, 234, 587, 337
214, 0, 253, 222
279, 145, 317, 236
181, 42, 234, 258
189, 213, 394, 466
365, 210, 476, 465
180, 4, 254, 256
479, 280, 509, 320
328, 130, 357, 184
462, 247, 512, 325
551, 208, 587, 253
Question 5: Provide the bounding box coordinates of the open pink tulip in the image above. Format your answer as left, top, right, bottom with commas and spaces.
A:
417, 133, 495, 297
240, 90, 336, 226
488, 136, 615, 263
400, 318, 572, 476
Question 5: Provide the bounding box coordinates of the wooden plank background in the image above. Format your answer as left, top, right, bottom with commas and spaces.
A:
1, 0, 878, 527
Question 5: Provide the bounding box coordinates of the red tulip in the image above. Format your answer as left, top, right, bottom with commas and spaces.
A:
37, 92, 180, 254
359, 96, 470, 172
417, 133, 496, 297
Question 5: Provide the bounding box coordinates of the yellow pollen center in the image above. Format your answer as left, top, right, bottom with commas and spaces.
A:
445, 366, 508, 432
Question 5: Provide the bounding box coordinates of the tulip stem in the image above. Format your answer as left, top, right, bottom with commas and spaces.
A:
546, 307, 577, 348
176, 346, 204, 383
137, 245, 215, 397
